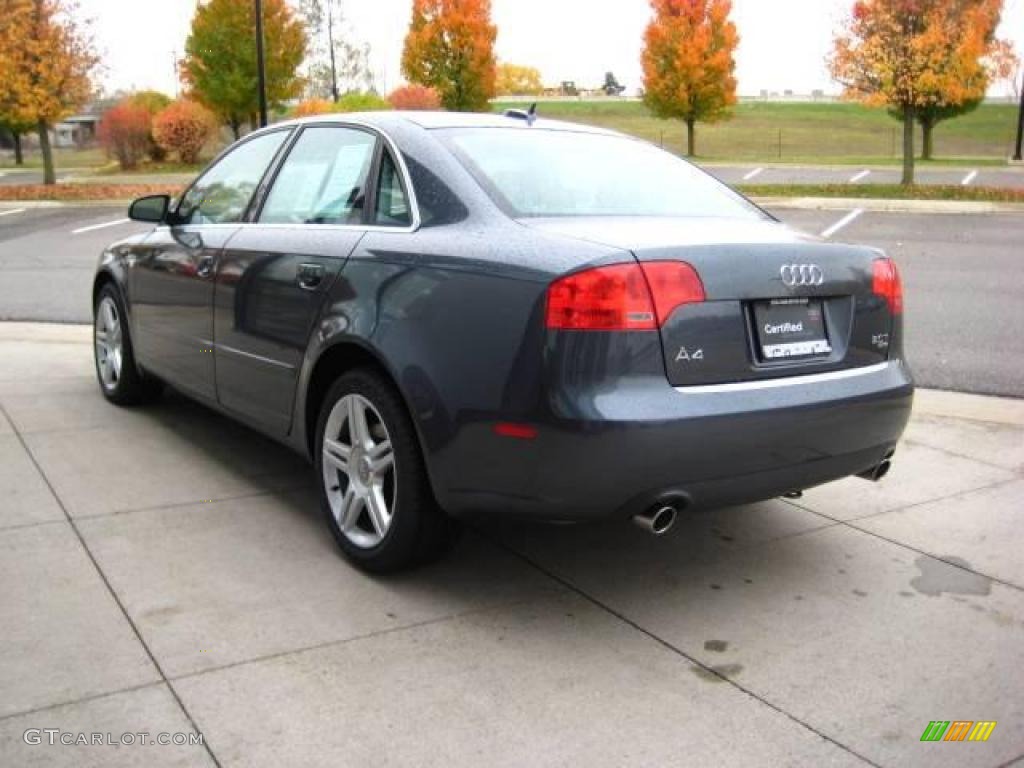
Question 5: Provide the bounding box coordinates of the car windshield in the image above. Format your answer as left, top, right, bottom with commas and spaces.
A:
441, 127, 766, 220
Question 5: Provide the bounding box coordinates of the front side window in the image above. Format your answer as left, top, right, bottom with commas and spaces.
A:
441, 128, 767, 220
260, 126, 377, 225
177, 131, 289, 225
373, 150, 411, 227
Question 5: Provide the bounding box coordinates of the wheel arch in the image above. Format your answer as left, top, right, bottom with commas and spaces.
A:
302, 339, 443, 504
92, 268, 118, 309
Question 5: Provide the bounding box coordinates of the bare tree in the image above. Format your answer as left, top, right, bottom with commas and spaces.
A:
299, 0, 375, 99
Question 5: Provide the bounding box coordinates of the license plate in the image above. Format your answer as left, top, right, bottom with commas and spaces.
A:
753, 299, 831, 360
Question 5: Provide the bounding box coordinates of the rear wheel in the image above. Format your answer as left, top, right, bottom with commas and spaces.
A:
315, 368, 455, 572
94, 283, 162, 405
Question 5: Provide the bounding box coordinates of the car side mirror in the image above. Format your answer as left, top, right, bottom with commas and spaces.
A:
128, 195, 170, 223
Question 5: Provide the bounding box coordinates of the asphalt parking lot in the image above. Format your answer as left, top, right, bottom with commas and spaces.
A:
705, 163, 1024, 189
0, 323, 1022, 768
1, 201, 1022, 397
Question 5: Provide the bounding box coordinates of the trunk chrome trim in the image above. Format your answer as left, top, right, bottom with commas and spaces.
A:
673, 362, 892, 394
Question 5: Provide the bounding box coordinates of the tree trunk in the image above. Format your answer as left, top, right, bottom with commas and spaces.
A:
230, 119, 241, 140
685, 118, 695, 157
900, 104, 915, 186
920, 116, 934, 161
13, 131, 23, 165
37, 120, 56, 185
327, 6, 339, 102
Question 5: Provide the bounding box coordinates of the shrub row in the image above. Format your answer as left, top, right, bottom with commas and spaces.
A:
99, 97, 217, 170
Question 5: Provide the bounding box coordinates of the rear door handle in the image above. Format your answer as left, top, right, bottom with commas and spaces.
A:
297, 262, 325, 290
196, 256, 215, 279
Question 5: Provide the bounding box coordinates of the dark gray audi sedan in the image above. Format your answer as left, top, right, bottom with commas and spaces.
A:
92, 111, 913, 571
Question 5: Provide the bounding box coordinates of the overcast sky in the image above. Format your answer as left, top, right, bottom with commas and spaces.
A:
82, 0, 1023, 99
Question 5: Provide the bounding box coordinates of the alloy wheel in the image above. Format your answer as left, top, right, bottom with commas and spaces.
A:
95, 295, 123, 391
321, 393, 398, 549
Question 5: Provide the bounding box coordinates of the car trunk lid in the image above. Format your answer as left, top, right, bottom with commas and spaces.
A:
524, 216, 896, 387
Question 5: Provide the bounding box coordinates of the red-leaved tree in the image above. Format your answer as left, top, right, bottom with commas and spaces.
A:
98, 101, 152, 170
152, 100, 216, 165
387, 84, 442, 110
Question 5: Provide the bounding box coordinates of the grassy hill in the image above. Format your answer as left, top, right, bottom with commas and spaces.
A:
492, 100, 1019, 165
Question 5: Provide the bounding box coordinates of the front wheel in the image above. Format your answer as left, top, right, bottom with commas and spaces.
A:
94, 283, 162, 405
315, 369, 455, 572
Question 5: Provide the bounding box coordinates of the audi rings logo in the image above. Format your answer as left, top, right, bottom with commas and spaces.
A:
780, 264, 825, 287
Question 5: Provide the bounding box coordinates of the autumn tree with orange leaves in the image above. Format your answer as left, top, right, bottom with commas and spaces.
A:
0, 0, 97, 184
401, 0, 497, 112
830, 0, 1004, 184
641, 0, 738, 157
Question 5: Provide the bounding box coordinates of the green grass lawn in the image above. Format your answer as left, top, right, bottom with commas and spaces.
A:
493, 100, 1020, 164
0, 146, 108, 170
738, 183, 1024, 202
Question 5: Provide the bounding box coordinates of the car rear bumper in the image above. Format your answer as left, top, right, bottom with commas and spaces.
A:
443, 360, 914, 520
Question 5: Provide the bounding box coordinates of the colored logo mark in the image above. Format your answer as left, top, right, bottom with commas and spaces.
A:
920, 721, 996, 742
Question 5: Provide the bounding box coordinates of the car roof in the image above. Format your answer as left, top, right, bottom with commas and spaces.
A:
273, 110, 621, 136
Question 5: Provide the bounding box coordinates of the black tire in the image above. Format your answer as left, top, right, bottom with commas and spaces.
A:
93, 283, 163, 406
315, 368, 456, 573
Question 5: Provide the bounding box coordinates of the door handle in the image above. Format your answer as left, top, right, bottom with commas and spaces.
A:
297, 263, 325, 290
196, 256, 215, 279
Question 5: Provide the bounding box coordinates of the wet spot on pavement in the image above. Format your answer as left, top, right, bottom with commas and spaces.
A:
691, 663, 743, 683
704, 639, 728, 653
910, 555, 992, 598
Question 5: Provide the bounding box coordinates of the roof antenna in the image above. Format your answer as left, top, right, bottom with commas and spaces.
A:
501, 103, 539, 125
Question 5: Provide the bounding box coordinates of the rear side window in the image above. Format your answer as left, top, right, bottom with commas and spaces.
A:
441, 128, 765, 220
177, 130, 289, 225
260, 126, 376, 225
373, 150, 411, 227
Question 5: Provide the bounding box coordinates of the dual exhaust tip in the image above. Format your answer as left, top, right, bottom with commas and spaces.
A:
632, 504, 680, 536
631, 455, 894, 536
857, 456, 893, 482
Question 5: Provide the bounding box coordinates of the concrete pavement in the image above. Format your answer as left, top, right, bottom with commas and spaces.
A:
0, 322, 1022, 768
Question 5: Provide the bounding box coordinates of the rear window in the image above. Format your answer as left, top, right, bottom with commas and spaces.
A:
440, 128, 765, 220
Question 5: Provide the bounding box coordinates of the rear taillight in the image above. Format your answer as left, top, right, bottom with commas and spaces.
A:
640, 261, 706, 325
872, 258, 903, 314
545, 261, 705, 331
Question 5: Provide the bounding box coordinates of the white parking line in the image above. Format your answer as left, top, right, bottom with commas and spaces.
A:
961, 170, 978, 186
849, 169, 871, 183
71, 218, 131, 235
820, 208, 865, 239
742, 167, 764, 181
0, 207, 27, 217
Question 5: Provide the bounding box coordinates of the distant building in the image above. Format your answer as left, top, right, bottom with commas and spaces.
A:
52, 107, 106, 148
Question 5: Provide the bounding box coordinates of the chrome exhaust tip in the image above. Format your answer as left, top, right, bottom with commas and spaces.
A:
633, 505, 678, 536
857, 459, 892, 482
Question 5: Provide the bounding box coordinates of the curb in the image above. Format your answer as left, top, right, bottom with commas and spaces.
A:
751, 197, 1024, 214
701, 161, 1023, 173
0, 200, 131, 209
913, 389, 1024, 427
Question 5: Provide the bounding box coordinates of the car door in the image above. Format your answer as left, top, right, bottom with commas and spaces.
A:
129, 129, 290, 400
212, 124, 381, 434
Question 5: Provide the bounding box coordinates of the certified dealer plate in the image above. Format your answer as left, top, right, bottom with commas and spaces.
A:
753, 298, 831, 360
